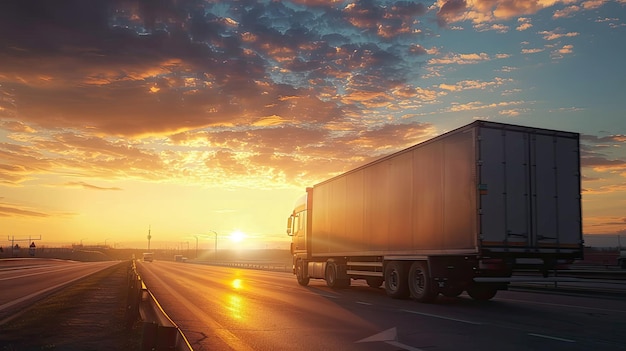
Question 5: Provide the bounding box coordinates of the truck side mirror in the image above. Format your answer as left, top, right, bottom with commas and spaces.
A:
286, 216, 293, 236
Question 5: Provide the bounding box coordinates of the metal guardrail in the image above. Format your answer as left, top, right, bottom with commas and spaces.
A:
193, 260, 290, 272
139, 283, 193, 351
514, 267, 626, 280
128, 260, 193, 351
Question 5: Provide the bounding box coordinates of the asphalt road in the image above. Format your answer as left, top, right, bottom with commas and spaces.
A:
137, 260, 626, 351
0, 258, 118, 321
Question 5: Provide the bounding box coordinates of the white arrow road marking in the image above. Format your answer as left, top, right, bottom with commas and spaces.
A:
356, 327, 426, 351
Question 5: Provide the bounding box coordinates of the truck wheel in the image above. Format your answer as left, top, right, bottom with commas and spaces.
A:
467, 284, 497, 301
408, 261, 438, 303
366, 277, 384, 288
296, 260, 309, 286
325, 261, 350, 288
384, 261, 409, 299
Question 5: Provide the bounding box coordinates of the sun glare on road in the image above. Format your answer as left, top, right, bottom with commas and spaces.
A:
229, 230, 246, 242
231, 278, 243, 290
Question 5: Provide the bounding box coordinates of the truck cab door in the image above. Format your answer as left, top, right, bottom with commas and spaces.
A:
291, 211, 308, 254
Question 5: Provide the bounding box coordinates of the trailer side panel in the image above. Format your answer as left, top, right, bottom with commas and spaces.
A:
311, 124, 479, 256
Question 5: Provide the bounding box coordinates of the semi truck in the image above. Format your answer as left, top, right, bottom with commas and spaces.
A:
286, 120, 583, 302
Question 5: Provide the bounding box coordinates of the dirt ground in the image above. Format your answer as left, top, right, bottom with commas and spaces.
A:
0, 261, 143, 351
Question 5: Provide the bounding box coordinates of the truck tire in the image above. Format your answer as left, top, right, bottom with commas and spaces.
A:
325, 260, 350, 288
408, 261, 438, 303
366, 277, 384, 288
467, 284, 497, 301
296, 260, 310, 286
384, 261, 410, 299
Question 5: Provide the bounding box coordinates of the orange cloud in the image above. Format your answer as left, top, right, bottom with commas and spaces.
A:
435, 0, 598, 26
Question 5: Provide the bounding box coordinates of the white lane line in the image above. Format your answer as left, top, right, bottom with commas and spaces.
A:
528, 333, 576, 343
356, 301, 372, 306
402, 309, 483, 325
0, 265, 83, 281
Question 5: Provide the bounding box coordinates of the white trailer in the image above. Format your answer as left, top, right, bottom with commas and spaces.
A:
287, 120, 583, 302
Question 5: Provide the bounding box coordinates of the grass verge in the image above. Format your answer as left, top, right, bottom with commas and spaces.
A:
0, 261, 143, 351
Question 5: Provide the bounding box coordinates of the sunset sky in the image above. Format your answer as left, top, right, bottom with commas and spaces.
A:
1, 0, 625, 250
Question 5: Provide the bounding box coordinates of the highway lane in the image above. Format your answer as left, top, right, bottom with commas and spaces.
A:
0, 258, 118, 320
138, 261, 626, 351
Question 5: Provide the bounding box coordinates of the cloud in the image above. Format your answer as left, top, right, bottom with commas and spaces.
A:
0, 204, 49, 218
343, 0, 427, 39
446, 100, 525, 113
580, 135, 626, 174
429, 52, 492, 65
582, 0, 609, 10
583, 215, 626, 234
0, 121, 36, 133
0, 0, 431, 139
0, 0, 453, 189
595, 17, 626, 28
521, 48, 544, 54
435, 0, 588, 27
64, 181, 123, 191
539, 30, 579, 41
516, 17, 533, 31
553, 5, 581, 19
438, 77, 511, 91
0, 0, 617, 195
474, 23, 509, 33
436, 0, 468, 27
551, 44, 575, 58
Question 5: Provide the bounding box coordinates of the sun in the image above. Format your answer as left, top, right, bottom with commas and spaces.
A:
229, 230, 246, 243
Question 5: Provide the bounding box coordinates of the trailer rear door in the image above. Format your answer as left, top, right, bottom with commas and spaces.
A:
478, 124, 581, 253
